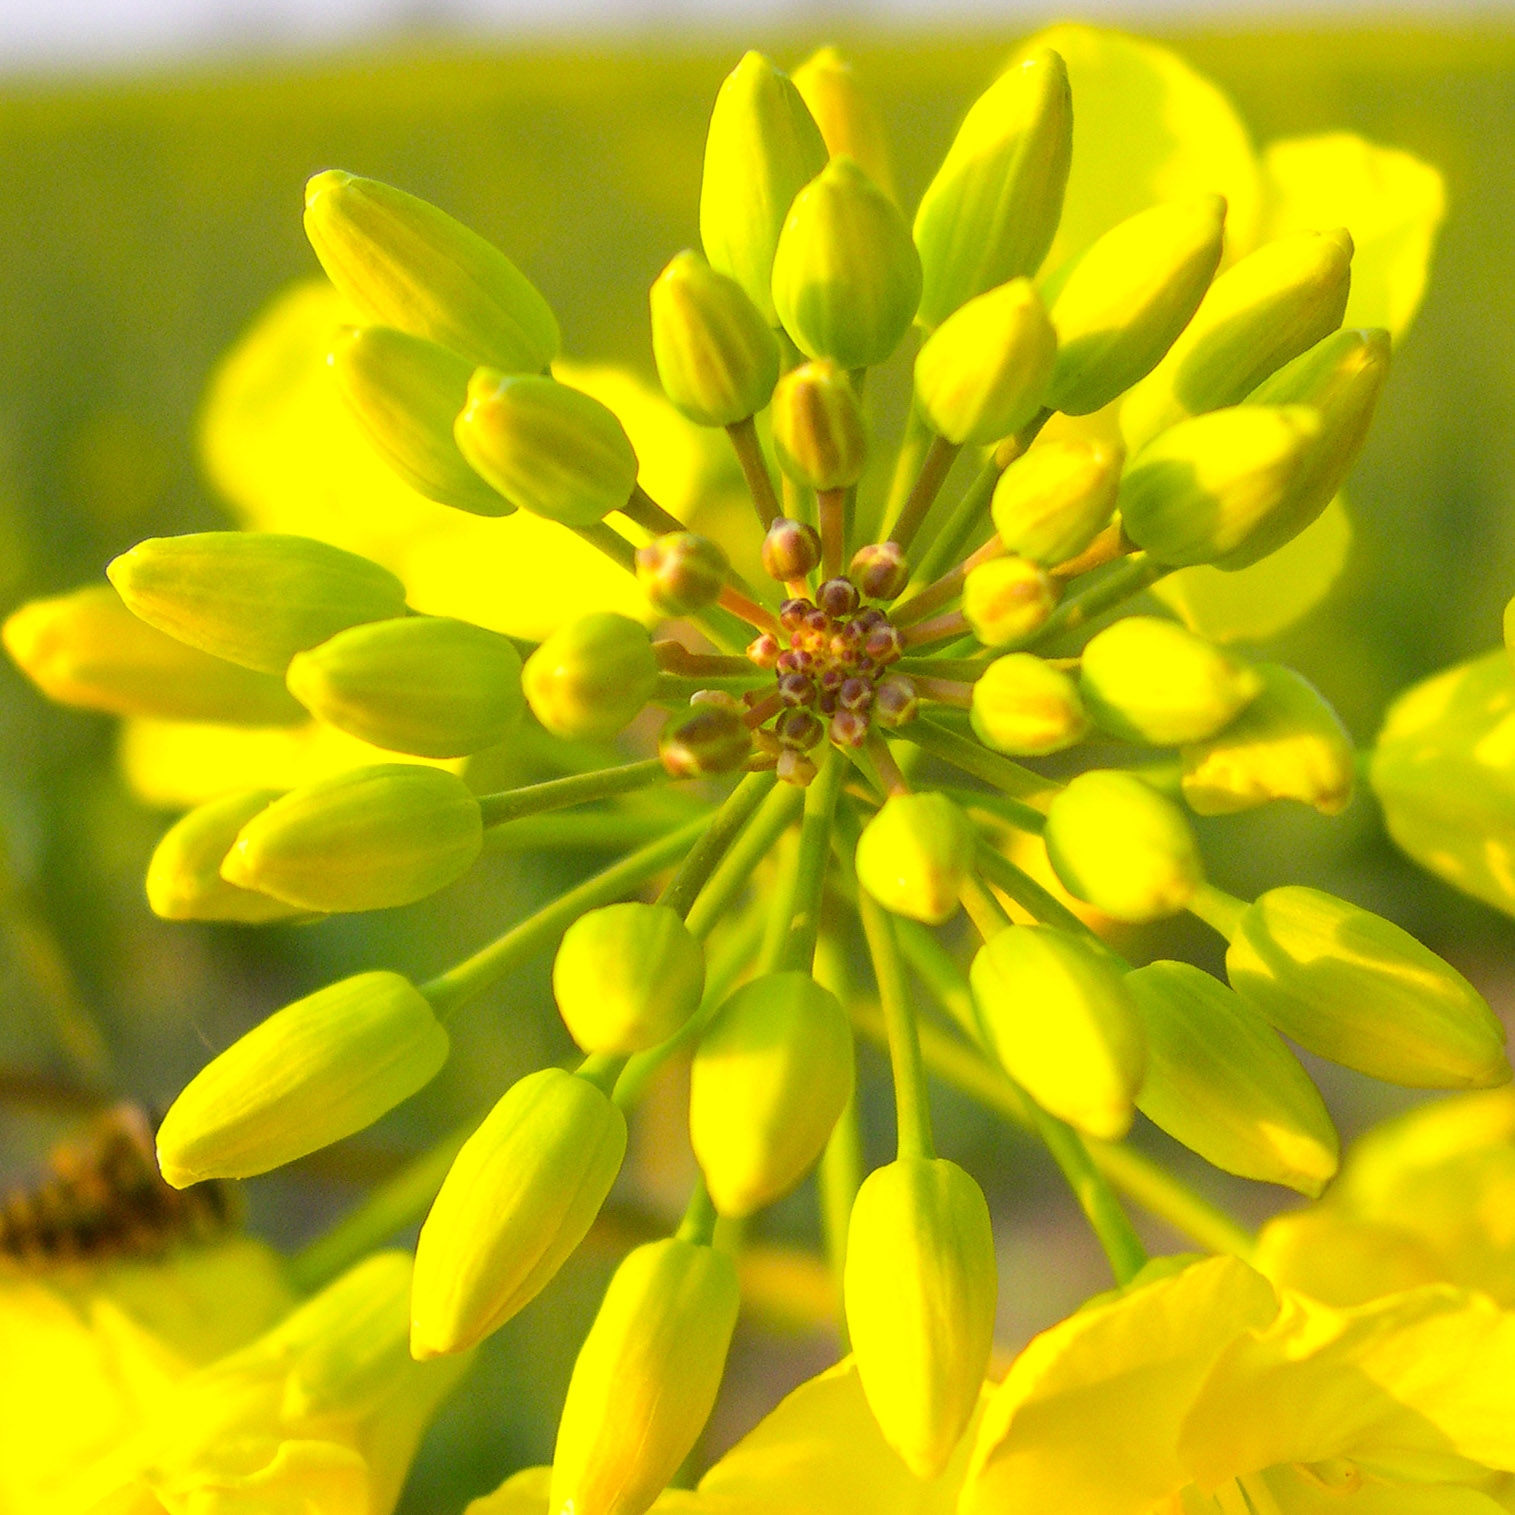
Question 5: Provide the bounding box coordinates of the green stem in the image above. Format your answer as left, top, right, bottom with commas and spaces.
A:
677, 1174, 720, 1245
890, 434, 961, 552
1030, 553, 1167, 648
818, 1087, 862, 1344
622, 484, 687, 538
776, 751, 844, 972
727, 416, 781, 529
859, 888, 934, 1161
941, 786, 1045, 835
477, 759, 669, 827
483, 812, 684, 853
881, 403, 932, 539
910, 453, 1000, 584
1187, 881, 1249, 941
975, 839, 1105, 946
658, 771, 775, 919
685, 780, 805, 941
898, 715, 1055, 806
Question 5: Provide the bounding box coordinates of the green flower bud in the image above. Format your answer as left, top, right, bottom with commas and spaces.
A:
970, 925, 1144, 1139
1079, 615, 1262, 745
455, 371, 639, 526
689, 971, 854, 1216
700, 52, 829, 325
286, 615, 525, 759
221, 763, 483, 912
1120, 228, 1354, 451
155, 970, 448, 1187
1227, 886, 1510, 1089
970, 652, 1087, 756
2, 584, 304, 725
792, 46, 895, 198
411, 1067, 627, 1358
855, 792, 974, 925
1046, 194, 1227, 416
844, 1157, 997, 1478
1043, 769, 1203, 923
1181, 662, 1354, 816
914, 278, 1056, 446
330, 325, 511, 517
1125, 960, 1338, 1195
650, 250, 781, 427
659, 701, 752, 778
762, 516, 824, 581
962, 556, 1059, 647
107, 532, 408, 675
1117, 404, 1324, 569
554, 902, 705, 1055
913, 49, 1072, 329
522, 613, 658, 741
771, 157, 922, 369
990, 438, 1122, 567
551, 1237, 740, 1515
635, 531, 729, 617
303, 169, 559, 372
770, 359, 868, 491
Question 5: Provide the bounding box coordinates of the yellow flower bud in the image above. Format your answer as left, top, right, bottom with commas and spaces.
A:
990, 438, 1122, 567
107, 531, 408, 675
792, 46, 895, 199
221, 763, 483, 912
970, 652, 1088, 756
522, 612, 658, 741
155, 970, 448, 1186
961, 556, 1059, 647
844, 1157, 997, 1478
770, 359, 868, 491
855, 792, 974, 925
411, 1067, 627, 1358
689, 971, 854, 1216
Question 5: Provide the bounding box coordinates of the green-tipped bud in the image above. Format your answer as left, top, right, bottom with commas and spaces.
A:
650, 251, 781, 427
970, 652, 1088, 756
700, 52, 828, 325
844, 1157, 997, 1478
792, 47, 895, 198
107, 532, 407, 675
286, 616, 524, 759
971, 924, 1144, 1139
2, 584, 304, 725
1046, 195, 1227, 416
156, 970, 448, 1187
962, 556, 1059, 647
554, 903, 705, 1055
303, 169, 559, 372
1226, 886, 1510, 1089
221, 763, 483, 912
634, 531, 729, 617
1117, 404, 1324, 569
762, 516, 824, 581
455, 372, 638, 526
523, 613, 658, 741
855, 792, 973, 924
1043, 769, 1203, 923
659, 702, 752, 777
1126, 960, 1338, 1195
851, 540, 909, 599
411, 1068, 627, 1358
990, 438, 1123, 567
1182, 662, 1354, 816
770, 359, 868, 490
1079, 615, 1262, 745
551, 1237, 740, 1515
1120, 228, 1354, 451
914, 279, 1056, 446
330, 325, 511, 517
771, 157, 922, 369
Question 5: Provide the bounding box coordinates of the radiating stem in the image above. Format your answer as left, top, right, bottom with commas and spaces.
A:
685, 781, 805, 941
621, 484, 687, 538
1050, 521, 1132, 580
727, 415, 781, 529
892, 536, 1005, 627
912, 675, 975, 709
882, 403, 932, 535
483, 812, 683, 853
719, 585, 782, 635
975, 839, 1103, 946
654, 643, 760, 678
776, 749, 844, 972
1030, 553, 1167, 647
1188, 881, 1249, 941
890, 433, 961, 553
818, 1088, 861, 1344
819, 487, 847, 579
657, 771, 775, 919
909, 454, 1000, 584
866, 734, 911, 797
477, 759, 670, 827
898, 715, 1055, 805
677, 1174, 720, 1245
896, 655, 990, 681
859, 889, 934, 1162
902, 609, 970, 649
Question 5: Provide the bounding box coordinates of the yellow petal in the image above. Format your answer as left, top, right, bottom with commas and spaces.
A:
1253, 1462, 1507, 1514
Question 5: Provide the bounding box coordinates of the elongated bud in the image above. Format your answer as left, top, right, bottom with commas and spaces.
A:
1046, 195, 1227, 416
689, 971, 853, 1217
914, 279, 1056, 446
2, 584, 304, 725
973, 926, 1142, 1139
851, 540, 909, 600
555, 903, 705, 1055
551, 1237, 740, 1515
156, 970, 448, 1187
1227, 886, 1510, 1089
1079, 615, 1261, 745
650, 251, 781, 426
659, 702, 752, 777
411, 1068, 627, 1358
456, 372, 638, 526
107, 532, 407, 675
330, 325, 512, 516
792, 46, 895, 198
1117, 404, 1324, 568
962, 556, 1059, 646
844, 1157, 996, 1478
772, 157, 922, 369
1126, 960, 1338, 1195
970, 652, 1087, 756
856, 792, 973, 924
221, 763, 483, 912
990, 438, 1122, 567
523, 613, 658, 741
1182, 662, 1353, 815
1120, 228, 1354, 451
1043, 769, 1203, 922
635, 531, 729, 618
286, 615, 525, 759
762, 516, 823, 580
303, 170, 559, 372
913, 49, 1071, 329
770, 359, 868, 490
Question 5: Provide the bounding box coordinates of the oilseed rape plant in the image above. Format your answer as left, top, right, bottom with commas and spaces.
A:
5, 21, 1513, 1515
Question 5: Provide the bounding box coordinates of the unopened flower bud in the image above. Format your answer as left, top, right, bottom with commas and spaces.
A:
851, 540, 909, 599
830, 707, 869, 747
776, 708, 823, 749
962, 556, 1059, 646
747, 632, 782, 668
873, 673, 920, 727
855, 792, 973, 924
990, 438, 1122, 566
660, 702, 752, 777
777, 749, 818, 786
770, 360, 868, 490
523, 613, 658, 741
817, 577, 860, 617
635, 531, 729, 617
970, 653, 1087, 755
761, 516, 823, 580
793, 46, 895, 196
